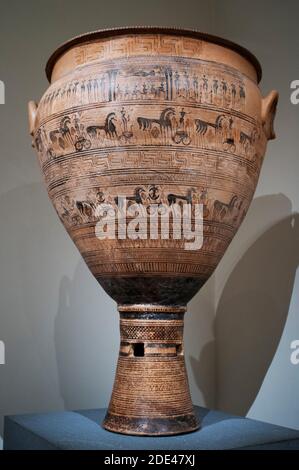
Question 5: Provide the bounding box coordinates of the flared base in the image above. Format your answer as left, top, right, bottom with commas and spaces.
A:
102, 304, 200, 436
103, 411, 200, 436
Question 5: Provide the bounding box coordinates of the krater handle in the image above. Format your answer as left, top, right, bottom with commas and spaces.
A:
28, 101, 38, 146
261, 90, 279, 140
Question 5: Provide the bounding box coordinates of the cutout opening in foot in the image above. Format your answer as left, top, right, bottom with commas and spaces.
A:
176, 344, 183, 355
133, 343, 144, 357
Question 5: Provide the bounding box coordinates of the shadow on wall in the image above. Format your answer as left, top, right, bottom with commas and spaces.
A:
0, 181, 117, 440
189, 337, 215, 409
54, 260, 118, 411
188, 194, 299, 413
188, 278, 216, 409
215, 194, 299, 416
56, 261, 217, 413
0, 182, 67, 439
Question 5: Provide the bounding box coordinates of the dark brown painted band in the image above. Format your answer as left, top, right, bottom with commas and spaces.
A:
45, 26, 262, 83
120, 312, 185, 320
103, 411, 200, 436
118, 304, 186, 313
98, 275, 205, 305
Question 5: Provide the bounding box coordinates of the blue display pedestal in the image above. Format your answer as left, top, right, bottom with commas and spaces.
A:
4, 407, 299, 450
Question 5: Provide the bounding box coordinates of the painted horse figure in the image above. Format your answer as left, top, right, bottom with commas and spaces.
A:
76, 200, 97, 220
137, 107, 176, 138
114, 187, 146, 208
213, 194, 238, 220
167, 189, 194, 206
49, 116, 73, 150
195, 114, 227, 136
86, 112, 118, 140
239, 128, 259, 155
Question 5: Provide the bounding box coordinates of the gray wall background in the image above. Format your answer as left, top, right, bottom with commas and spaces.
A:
0, 0, 298, 446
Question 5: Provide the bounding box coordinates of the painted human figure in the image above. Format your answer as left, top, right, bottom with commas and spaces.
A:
174, 71, 180, 96
239, 84, 246, 102
222, 79, 228, 96
213, 78, 219, 95
202, 74, 209, 102
124, 84, 130, 100
142, 83, 148, 98
101, 75, 106, 101
202, 74, 209, 92
178, 108, 186, 130
193, 75, 199, 100
184, 71, 190, 98
120, 107, 129, 132
231, 83, 236, 107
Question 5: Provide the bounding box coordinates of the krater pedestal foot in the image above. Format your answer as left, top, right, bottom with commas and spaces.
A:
103, 304, 200, 436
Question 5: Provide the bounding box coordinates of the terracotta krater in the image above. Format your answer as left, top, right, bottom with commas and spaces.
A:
28, 26, 278, 436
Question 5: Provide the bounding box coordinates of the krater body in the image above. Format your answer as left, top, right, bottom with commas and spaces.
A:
29, 27, 278, 435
